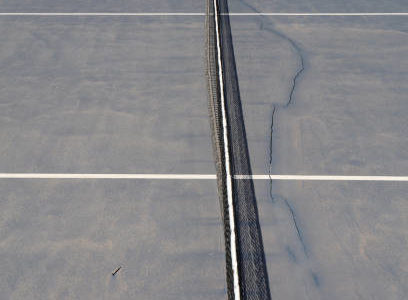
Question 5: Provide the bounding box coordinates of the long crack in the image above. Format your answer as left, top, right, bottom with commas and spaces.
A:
283, 197, 308, 256
285, 53, 304, 108
238, 0, 307, 255
268, 105, 276, 203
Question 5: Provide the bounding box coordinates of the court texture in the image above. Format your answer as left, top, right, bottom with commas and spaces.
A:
0, 1, 407, 299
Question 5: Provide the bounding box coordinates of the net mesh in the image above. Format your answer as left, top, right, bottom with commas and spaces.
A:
205, 1, 235, 299
206, 1, 271, 299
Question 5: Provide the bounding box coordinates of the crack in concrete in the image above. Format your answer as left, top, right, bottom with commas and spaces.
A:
285, 52, 304, 108
268, 105, 276, 203
273, 194, 308, 257
237, 0, 308, 257
283, 197, 308, 257
258, 22, 305, 108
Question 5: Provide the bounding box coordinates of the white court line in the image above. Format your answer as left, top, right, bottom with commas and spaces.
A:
212, 0, 241, 298
0, 12, 407, 16
0, 173, 216, 179
235, 175, 408, 181
0, 12, 206, 16
0, 173, 408, 181
228, 12, 408, 16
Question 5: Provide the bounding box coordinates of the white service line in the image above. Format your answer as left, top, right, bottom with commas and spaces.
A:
227, 12, 408, 16
0, 173, 216, 179
235, 175, 408, 181
212, 0, 241, 299
1, 174, 408, 181
0, 12, 407, 16
0, 12, 206, 16
1, 173, 408, 181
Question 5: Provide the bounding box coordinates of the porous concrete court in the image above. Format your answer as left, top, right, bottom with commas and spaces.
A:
0, 1, 408, 299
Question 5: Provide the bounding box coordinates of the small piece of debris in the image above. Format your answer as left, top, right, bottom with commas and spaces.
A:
112, 266, 122, 276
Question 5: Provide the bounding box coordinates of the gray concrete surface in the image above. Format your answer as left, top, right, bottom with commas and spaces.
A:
230, 10, 408, 300
0, 1, 204, 13
232, 16, 408, 175
2, 0, 407, 14
228, 0, 408, 13
1, 1, 408, 299
0, 179, 226, 299
255, 180, 408, 300
0, 13, 227, 300
0, 16, 214, 174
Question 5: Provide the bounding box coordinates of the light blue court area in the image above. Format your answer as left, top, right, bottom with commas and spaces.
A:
0, 1, 407, 299
0, 16, 214, 174
0, 1, 205, 13
0, 180, 226, 299
227, 0, 408, 13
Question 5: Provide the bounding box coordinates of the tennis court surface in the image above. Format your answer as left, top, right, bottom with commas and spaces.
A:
0, 1, 407, 299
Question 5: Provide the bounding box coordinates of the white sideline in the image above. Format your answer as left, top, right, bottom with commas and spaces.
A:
0, 12, 407, 16
212, 0, 241, 298
1, 174, 408, 181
